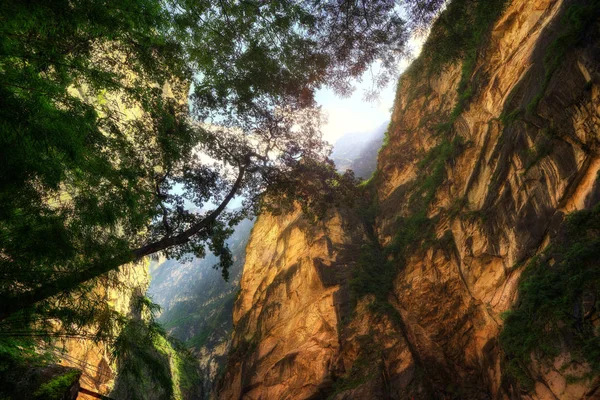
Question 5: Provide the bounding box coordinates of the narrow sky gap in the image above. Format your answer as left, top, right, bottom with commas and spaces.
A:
317, 35, 425, 145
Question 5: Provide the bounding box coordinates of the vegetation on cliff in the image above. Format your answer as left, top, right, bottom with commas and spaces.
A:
352, 0, 506, 316
501, 205, 600, 389
32, 369, 81, 400
333, 0, 510, 393
111, 296, 202, 399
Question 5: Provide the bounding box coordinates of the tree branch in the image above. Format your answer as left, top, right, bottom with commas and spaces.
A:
0, 165, 247, 322
132, 163, 246, 258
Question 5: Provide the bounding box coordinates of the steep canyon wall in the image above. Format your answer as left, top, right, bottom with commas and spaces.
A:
218, 0, 600, 399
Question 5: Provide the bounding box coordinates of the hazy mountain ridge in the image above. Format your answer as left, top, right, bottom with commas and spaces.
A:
330, 122, 386, 179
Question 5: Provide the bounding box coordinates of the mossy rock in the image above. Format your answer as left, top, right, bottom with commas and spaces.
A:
32, 367, 81, 400
1, 364, 82, 400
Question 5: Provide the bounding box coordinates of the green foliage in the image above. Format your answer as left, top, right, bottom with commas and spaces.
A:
402, 0, 508, 91
150, 220, 252, 354
382, 130, 391, 149
0, 274, 149, 398
0, 267, 147, 358
1, 0, 453, 321
186, 329, 212, 351
0, 336, 48, 369
413, 137, 463, 208
111, 319, 174, 400
263, 159, 362, 223
185, 291, 237, 350
500, 205, 600, 388
350, 242, 395, 304
0, 336, 86, 400
350, 180, 392, 307
0, 337, 54, 398
447, 0, 509, 115
500, 109, 523, 126
351, 136, 463, 321
111, 295, 202, 400
388, 137, 462, 257
527, 0, 600, 114
169, 339, 202, 397
33, 370, 81, 400
0, 0, 198, 321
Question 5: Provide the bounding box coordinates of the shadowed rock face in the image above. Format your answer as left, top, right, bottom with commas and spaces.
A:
59, 262, 150, 398
218, 0, 600, 398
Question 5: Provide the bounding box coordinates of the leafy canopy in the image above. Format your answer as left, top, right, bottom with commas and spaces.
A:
0, 0, 446, 322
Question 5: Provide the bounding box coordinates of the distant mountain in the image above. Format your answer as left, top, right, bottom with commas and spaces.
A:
330, 121, 387, 179
148, 218, 253, 338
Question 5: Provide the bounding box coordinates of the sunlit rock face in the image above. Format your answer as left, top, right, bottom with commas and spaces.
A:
217, 209, 365, 399
219, 0, 600, 398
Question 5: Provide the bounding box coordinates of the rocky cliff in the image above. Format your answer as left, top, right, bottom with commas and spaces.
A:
218, 0, 600, 398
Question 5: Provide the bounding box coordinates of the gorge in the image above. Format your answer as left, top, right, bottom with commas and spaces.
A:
1, 0, 600, 399
213, 0, 600, 398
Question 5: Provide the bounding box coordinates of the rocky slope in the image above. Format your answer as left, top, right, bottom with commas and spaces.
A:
218, 0, 600, 398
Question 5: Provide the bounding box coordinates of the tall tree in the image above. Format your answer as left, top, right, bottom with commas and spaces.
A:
0, 0, 446, 321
